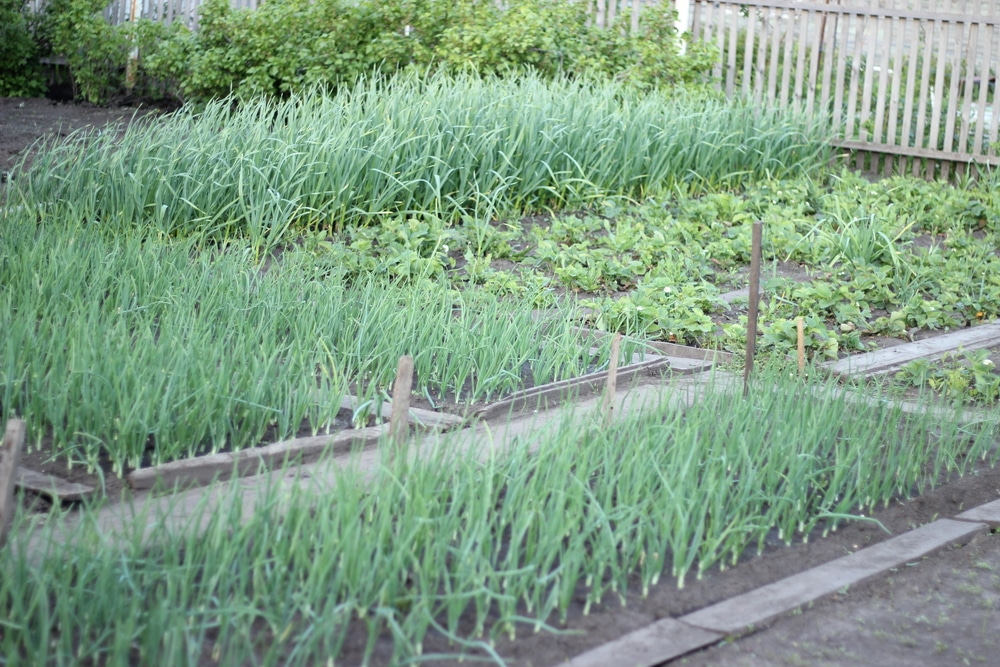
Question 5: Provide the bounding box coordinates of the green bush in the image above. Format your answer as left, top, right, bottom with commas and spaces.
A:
0, 0, 45, 97
144, 0, 716, 102
32, 0, 173, 104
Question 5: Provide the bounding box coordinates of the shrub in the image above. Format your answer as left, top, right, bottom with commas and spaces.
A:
0, 0, 46, 97
144, 0, 716, 103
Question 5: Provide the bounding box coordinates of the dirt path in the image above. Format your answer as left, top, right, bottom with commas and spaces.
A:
676, 529, 1000, 667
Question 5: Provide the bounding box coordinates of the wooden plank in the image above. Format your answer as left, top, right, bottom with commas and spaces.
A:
338, 395, 466, 430
790, 8, 810, 113
691, 0, 704, 42
911, 18, 938, 176
870, 14, 895, 158
856, 14, 880, 170
742, 5, 758, 97
631, 0, 641, 35
1, 419, 26, 548
572, 326, 734, 363
954, 9, 980, 177
831, 10, 850, 132
844, 14, 868, 146
477, 356, 671, 421
822, 321, 1000, 377
834, 139, 1000, 165
765, 5, 783, 104
725, 2, 739, 96
711, 0, 1000, 25
989, 45, 1000, 158
818, 4, 838, 119
127, 424, 389, 490
939, 17, 970, 179
925, 19, 950, 178
710, 1, 724, 83
971, 21, 995, 158
805, 8, 824, 116
388, 355, 414, 446
558, 618, 722, 667
883, 16, 908, 176
753, 4, 771, 105
682, 519, 986, 635
15, 468, 95, 502
778, 8, 798, 109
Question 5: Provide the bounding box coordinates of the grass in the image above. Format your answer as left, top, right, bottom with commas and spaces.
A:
6, 72, 830, 255
4, 367, 997, 665
0, 216, 644, 473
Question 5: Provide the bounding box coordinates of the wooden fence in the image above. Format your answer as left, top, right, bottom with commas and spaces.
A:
689, 0, 1000, 178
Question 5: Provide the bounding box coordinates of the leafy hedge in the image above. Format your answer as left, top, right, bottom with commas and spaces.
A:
0, 0, 45, 97
0, 0, 715, 103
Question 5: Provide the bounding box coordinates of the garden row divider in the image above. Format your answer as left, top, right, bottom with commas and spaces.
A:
476, 355, 671, 422
127, 344, 700, 493
127, 423, 390, 491
821, 320, 1000, 378
15, 468, 94, 502
23, 373, 719, 561
572, 326, 734, 365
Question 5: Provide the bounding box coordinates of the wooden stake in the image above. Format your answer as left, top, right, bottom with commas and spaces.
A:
602, 332, 622, 427
797, 316, 806, 373
388, 355, 414, 457
1, 419, 26, 548
744, 221, 763, 397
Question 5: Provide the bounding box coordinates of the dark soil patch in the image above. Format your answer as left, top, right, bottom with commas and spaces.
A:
0, 97, 162, 177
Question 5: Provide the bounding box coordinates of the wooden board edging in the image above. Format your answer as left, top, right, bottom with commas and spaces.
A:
16, 468, 95, 502
477, 356, 671, 422
127, 425, 388, 491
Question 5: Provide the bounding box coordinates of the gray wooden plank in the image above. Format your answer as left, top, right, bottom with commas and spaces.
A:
338, 395, 466, 430
127, 425, 388, 490
823, 322, 1000, 377
955, 499, 1000, 526
16, 468, 95, 502
680, 519, 985, 635
558, 617, 722, 667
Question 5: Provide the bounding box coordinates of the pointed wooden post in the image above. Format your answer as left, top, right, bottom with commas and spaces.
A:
603, 332, 622, 427
1, 419, 26, 548
744, 221, 763, 397
388, 355, 414, 461
797, 316, 806, 373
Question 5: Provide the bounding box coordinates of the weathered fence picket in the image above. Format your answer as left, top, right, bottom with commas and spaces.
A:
690, 0, 1000, 178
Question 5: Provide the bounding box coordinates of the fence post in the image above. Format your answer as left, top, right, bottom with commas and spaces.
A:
125, 0, 140, 89
676, 0, 691, 53
1, 419, 26, 548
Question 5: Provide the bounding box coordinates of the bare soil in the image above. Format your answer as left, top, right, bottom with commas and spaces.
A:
0, 97, 161, 177
676, 529, 1000, 667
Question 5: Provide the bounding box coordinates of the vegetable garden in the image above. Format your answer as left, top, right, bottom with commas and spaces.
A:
2, 22, 1000, 666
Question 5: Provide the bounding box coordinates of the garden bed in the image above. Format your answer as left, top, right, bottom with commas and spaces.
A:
7, 369, 998, 666
3, 80, 1000, 665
